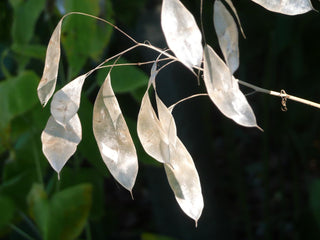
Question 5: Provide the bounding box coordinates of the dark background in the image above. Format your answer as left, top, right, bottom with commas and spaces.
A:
1, 0, 320, 239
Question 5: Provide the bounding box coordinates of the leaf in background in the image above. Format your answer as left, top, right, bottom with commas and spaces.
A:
1, 127, 47, 208
37, 20, 62, 107
27, 183, 49, 235
59, 168, 105, 220
0, 196, 15, 230
50, 74, 86, 126
131, 86, 147, 103
113, 0, 146, 26
93, 74, 138, 192
8, 0, 22, 9
62, 0, 114, 78
203, 45, 258, 128
11, 43, 46, 60
47, 184, 92, 240
28, 183, 92, 240
161, 0, 203, 69
137, 64, 172, 164
225, 0, 246, 38
0, 71, 39, 130
251, 0, 314, 15
41, 114, 82, 178
214, 0, 239, 74
1, 168, 37, 209
164, 138, 203, 226
97, 58, 148, 93
10, 0, 46, 45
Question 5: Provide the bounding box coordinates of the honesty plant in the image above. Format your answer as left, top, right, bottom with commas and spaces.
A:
37, 0, 318, 225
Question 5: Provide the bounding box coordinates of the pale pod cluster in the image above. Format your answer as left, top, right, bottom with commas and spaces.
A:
37, 0, 314, 224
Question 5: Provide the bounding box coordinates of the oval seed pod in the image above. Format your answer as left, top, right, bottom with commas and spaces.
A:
214, 0, 239, 74
37, 20, 63, 107
203, 44, 259, 128
251, 0, 314, 15
161, 0, 203, 70
50, 74, 86, 126
41, 114, 82, 179
93, 74, 138, 192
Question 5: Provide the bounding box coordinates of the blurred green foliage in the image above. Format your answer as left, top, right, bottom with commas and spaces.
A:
0, 0, 155, 239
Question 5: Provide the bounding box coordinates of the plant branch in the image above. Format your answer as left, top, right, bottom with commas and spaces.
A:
169, 93, 208, 111
10, 224, 36, 240
95, 57, 172, 70
62, 12, 195, 77
238, 80, 320, 109
62, 12, 320, 111
63, 13, 178, 63
63, 12, 138, 44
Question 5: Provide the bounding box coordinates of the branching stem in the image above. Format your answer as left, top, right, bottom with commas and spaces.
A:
62, 12, 320, 111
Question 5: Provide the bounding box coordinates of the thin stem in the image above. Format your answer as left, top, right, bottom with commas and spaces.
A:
158, 59, 177, 72
61, 12, 193, 80
137, 43, 178, 62
88, 44, 177, 79
19, 211, 41, 239
95, 57, 172, 70
1, 49, 12, 78
63, 12, 138, 44
238, 80, 320, 109
90, 45, 140, 75
200, 0, 206, 44
169, 93, 208, 111
10, 224, 36, 240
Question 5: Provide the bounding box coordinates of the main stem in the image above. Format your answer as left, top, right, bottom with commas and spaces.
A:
238, 80, 320, 109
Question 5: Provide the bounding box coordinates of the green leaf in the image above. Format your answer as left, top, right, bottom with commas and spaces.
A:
1, 129, 47, 208
10, 0, 46, 45
61, 0, 114, 78
0, 101, 49, 173
8, 0, 22, 8
97, 58, 148, 93
11, 43, 46, 60
28, 183, 92, 240
0, 195, 15, 230
59, 168, 105, 220
0, 71, 39, 130
27, 183, 49, 234
113, 0, 147, 26
131, 86, 147, 102
1, 168, 38, 209
46, 184, 92, 240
